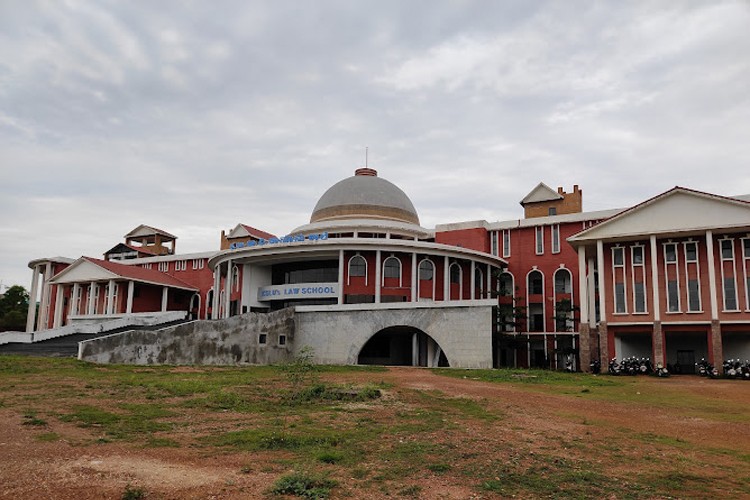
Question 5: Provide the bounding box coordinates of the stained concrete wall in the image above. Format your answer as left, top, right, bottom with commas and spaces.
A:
294, 302, 495, 369
78, 308, 295, 365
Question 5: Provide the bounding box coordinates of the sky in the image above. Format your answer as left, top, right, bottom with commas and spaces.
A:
1, 0, 750, 290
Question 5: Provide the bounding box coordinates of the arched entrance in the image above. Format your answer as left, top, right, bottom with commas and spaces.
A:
357, 326, 449, 367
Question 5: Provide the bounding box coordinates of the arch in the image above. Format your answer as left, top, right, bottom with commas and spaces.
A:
357, 325, 449, 367
205, 288, 214, 319
418, 258, 435, 301
189, 293, 202, 320
553, 267, 574, 332
347, 254, 367, 285
498, 271, 515, 297
475, 266, 484, 299
526, 269, 545, 332
382, 256, 402, 286
449, 262, 463, 300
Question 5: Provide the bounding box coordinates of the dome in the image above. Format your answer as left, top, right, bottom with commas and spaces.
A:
310, 168, 420, 225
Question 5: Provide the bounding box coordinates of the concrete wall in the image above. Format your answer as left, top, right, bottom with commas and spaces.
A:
294, 302, 495, 368
79, 308, 295, 365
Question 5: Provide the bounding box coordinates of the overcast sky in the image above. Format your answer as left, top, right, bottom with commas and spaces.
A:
2, 0, 750, 290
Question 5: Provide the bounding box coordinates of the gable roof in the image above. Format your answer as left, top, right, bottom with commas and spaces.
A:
568, 187, 750, 245
227, 223, 276, 240
124, 224, 177, 240
49, 257, 198, 291
103, 242, 158, 257
520, 182, 563, 205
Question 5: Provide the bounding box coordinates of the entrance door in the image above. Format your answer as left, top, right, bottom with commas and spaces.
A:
676, 350, 695, 374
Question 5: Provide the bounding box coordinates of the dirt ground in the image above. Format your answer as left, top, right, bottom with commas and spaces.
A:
2, 367, 749, 499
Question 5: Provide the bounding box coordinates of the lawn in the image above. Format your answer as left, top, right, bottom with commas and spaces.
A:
1, 355, 749, 499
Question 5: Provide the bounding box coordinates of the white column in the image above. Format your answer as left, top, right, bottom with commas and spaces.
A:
86, 282, 96, 315
587, 257, 596, 327
126, 281, 134, 314
53, 285, 64, 328
69, 283, 80, 317
161, 287, 169, 312
706, 230, 719, 320
37, 262, 52, 330
577, 246, 589, 325
486, 264, 491, 299
470, 262, 476, 300
212, 268, 221, 319
596, 240, 607, 320
375, 251, 381, 303
338, 250, 345, 305
26, 265, 40, 332
650, 235, 661, 321
224, 260, 233, 318
106, 279, 115, 314
411, 253, 417, 302
443, 256, 450, 301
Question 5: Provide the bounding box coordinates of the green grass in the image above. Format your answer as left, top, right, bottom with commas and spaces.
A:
270, 471, 337, 499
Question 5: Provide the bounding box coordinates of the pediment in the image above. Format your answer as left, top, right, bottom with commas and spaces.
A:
124, 224, 176, 239
520, 182, 563, 205
49, 258, 119, 284
227, 224, 252, 239
569, 188, 750, 243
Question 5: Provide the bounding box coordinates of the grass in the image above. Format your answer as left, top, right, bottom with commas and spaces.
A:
1, 355, 750, 498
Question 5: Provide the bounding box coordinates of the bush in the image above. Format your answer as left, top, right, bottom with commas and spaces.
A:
270, 471, 337, 499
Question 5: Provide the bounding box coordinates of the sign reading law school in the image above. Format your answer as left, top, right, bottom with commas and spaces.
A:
257, 283, 339, 301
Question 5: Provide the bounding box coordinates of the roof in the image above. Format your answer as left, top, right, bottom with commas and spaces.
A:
49, 257, 198, 291
568, 187, 750, 245
520, 182, 563, 205
124, 224, 178, 240
311, 170, 420, 225
435, 208, 623, 232
104, 242, 159, 257
227, 223, 277, 240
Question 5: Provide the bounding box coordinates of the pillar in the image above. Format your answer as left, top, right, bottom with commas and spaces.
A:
705, 231, 719, 320
106, 279, 116, 315
652, 321, 664, 366
710, 320, 723, 372
26, 265, 40, 332
470, 262, 476, 300
224, 260, 233, 318
338, 249, 345, 305
126, 281, 134, 314
212, 267, 221, 319
375, 250, 381, 303
410, 253, 417, 302
443, 256, 450, 301
69, 283, 80, 317
86, 282, 96, 316
649, 235, 661, 322
161, 287, 169, 312
578, 323, 591, 372
53, 285, 64, 328
577, 247, 588, 325
37, 262, 52, 330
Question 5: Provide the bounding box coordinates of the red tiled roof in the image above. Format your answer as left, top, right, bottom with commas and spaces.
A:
104, 243, 159, 257
239, 224, 276, 240
84, 257, 198, 291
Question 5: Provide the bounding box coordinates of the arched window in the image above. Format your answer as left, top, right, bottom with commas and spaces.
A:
499, 272, 514, 297
348, 255, 367, 278
475, 267, 484, 297
206, 289, 214, 318
232, 265, 240, 292
383, 256, 402, 286
554, 268, 572, 294
450, 263, 462, 284
528, 270, 543, 295
418, 259, 434, 281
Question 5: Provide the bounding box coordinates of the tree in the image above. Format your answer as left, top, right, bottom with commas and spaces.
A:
0, 285, 30, 331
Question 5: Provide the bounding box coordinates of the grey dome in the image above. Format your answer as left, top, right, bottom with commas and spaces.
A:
310, 168, 420, 225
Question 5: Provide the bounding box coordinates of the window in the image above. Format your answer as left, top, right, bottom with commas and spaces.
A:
475, 267, 484, 297
258, 333, 267, 345
450, 263, 462, 284
551, 224, 560, 254
535, 227, 544, 255
612, 247, 627, 314
348, 255, 367, 281
683, 241, 701, 312
548, 207, 557, 216
663, 243, 680, 312
502, 230, 511, 258
158, 262, 169, 272
175, 260, 187, 271
232, 266, 240, 292
192, 259, 204, 270
383, 257, 401, 279
554, 269, 571, 294
279, 335, 287, 346
528, 270, 543, 295
418, 260, 434, 281
141, 263, 152, 270
631, 245, 647, 313
744, 238, 750, 310
498, 272, 514, 297
720, 239, 738, 311
490, 231, 499, 257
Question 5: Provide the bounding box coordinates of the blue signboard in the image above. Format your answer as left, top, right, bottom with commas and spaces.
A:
230, 232, 328, 250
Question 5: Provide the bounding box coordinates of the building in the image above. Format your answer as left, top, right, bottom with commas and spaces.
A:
10, 170, 750, 372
